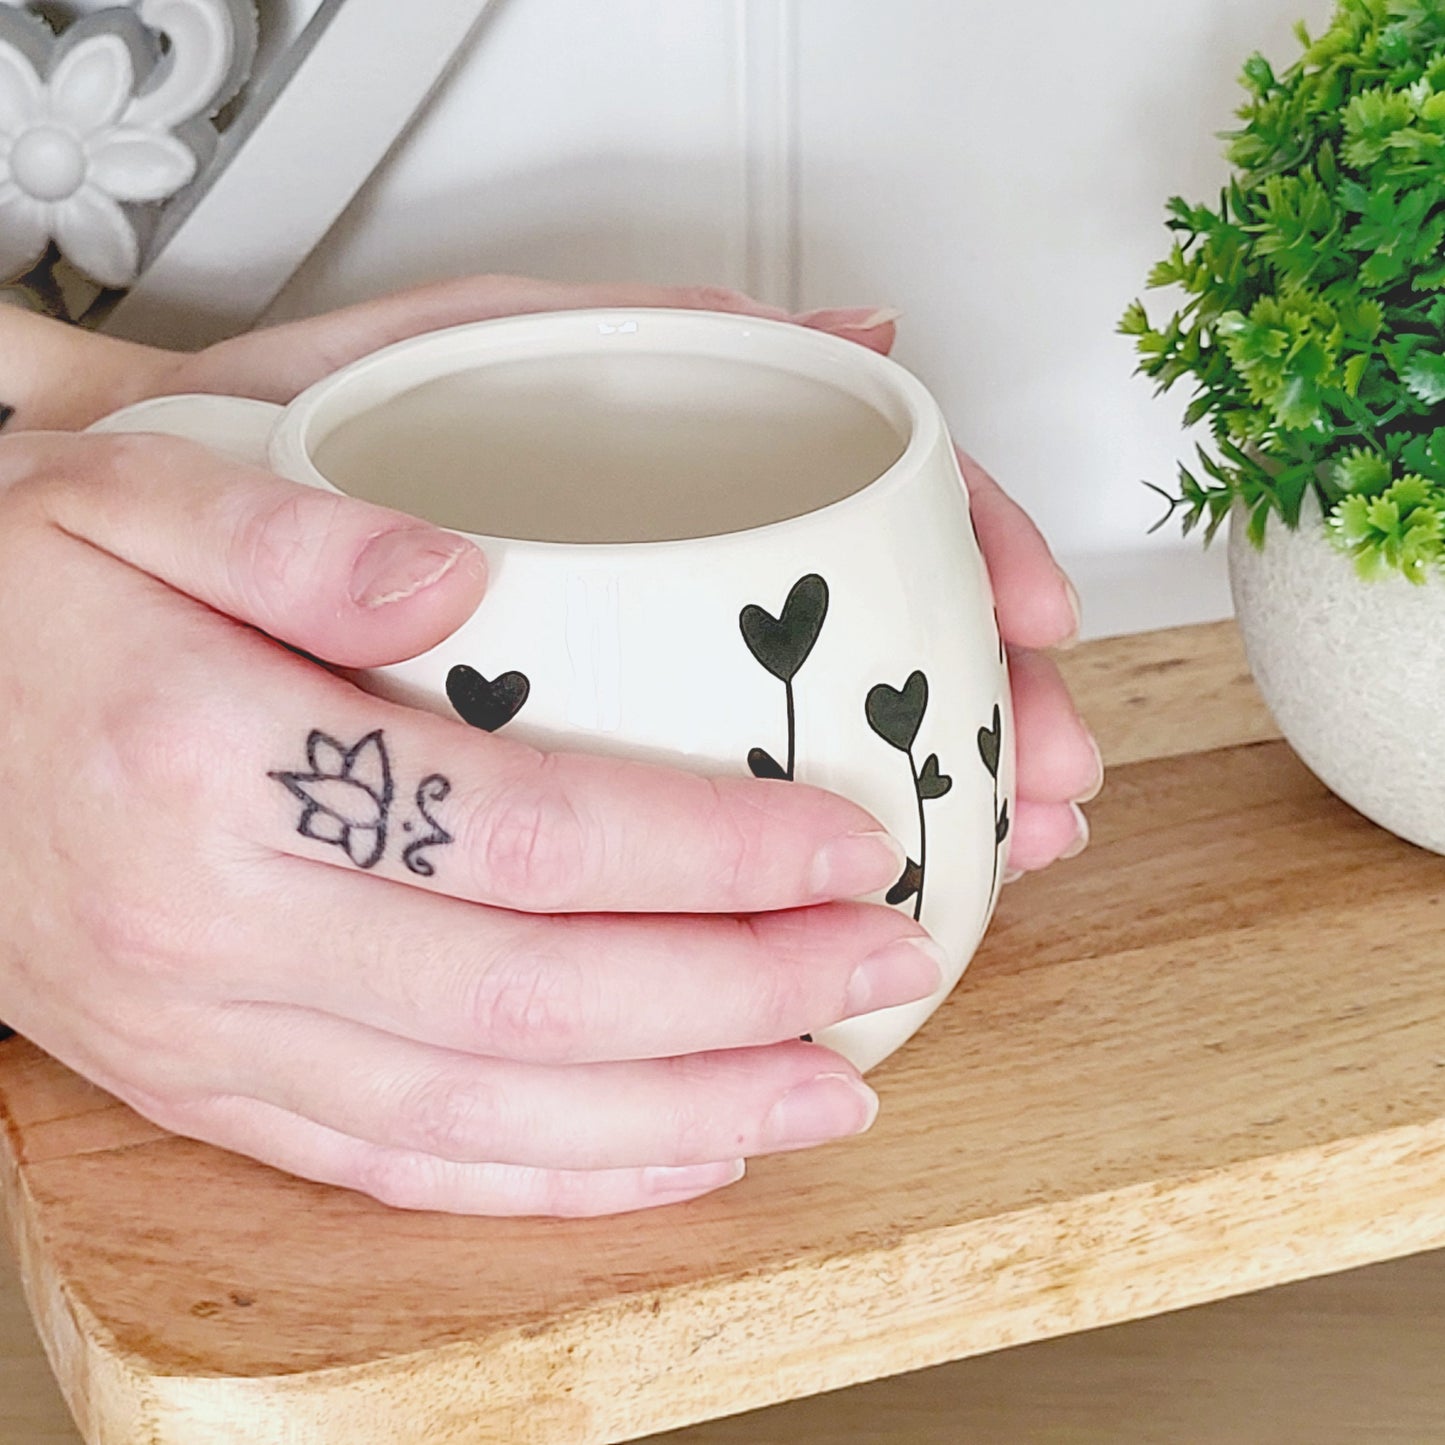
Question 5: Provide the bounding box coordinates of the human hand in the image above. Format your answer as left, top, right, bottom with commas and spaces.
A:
953, 446, 1102, 876
0, 429, 945, 1216
146, 274, 1102, 872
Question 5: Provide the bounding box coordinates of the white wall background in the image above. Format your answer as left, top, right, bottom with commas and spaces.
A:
267, 0, 1337, 639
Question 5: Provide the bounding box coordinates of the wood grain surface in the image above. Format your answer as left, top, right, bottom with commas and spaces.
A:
10, 1238, 1445, 1445
6, 620, 1445, 1445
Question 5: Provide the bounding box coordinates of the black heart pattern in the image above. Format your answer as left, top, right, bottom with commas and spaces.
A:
447, 666, 531, 733
918, 752, 953, 800
977, 704, 1003, 779
866, 671, 929, 753
740, 574, 830, 683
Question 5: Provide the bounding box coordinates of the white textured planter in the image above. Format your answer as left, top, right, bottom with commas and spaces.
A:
1229, 493, 1445, 854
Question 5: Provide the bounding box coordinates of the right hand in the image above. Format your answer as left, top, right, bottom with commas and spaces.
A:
0, 431, 942, 1216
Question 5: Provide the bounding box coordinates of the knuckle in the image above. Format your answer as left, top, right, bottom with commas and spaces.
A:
665, 1095, 724, 1164
465, 757, 589, 908
129, 1085, 212, 1138
348, 1147, 437, 1211
98, 686, 222, 802
468, 948, 587, 1062
737, 917, 814, 1033
230, 486, 347, 610
706, 778, 758, 902
655, 1054, 745, 1161
105, 429, 201, 477
0, 432, 108, 511
393, 1069, 499, 1161
2, 432, 195, 514
534, 1167, 609, 1218
79, 882, 218, 990
82, 889, 169, 969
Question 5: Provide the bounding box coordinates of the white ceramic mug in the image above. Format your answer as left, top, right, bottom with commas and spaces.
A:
92, 309, 1014, 1072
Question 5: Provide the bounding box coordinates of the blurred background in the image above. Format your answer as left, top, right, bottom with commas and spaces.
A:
259, 0, 1336, 639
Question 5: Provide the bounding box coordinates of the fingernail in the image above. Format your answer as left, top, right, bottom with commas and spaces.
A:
350, 527, 472, 608
810, 830, 908, 899
644, 1160, 746, 1196
1056, 571, 1084, 651
795, 305, 902, 332
1061, 802, 1090, 860
761, 1074, 879, 1151
1073, 730, 1105, 804
844, 935, 946, 1017
1002, 868, 1026, 885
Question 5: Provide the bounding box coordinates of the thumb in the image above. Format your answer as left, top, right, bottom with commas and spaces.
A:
27, 431, 488, 668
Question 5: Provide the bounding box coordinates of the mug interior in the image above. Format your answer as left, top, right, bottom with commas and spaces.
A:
279, 311, 928, 546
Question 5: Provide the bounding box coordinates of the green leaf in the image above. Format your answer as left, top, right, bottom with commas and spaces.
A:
1118, 300, 1151, 336
1127, 0, 1445, 582
1335, 448, 1393, 494
1411, 259, 1445, 290
1243, 52, 1277, 95
1401, 350, 1445, 404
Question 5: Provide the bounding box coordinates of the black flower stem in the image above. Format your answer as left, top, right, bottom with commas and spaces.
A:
785, 679, 797, 781
993, 767, 1001, 886
909, 748, 926, 922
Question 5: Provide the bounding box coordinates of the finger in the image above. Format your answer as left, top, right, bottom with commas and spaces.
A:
232, 861, 944, 1062
198, 1005, 878, 1170
955, 445, 1081, 650
20, 431, 488, 667
1008, 646, 1103, 804
245, 672, 906, 913
160, 1092, 746, 1217
791, 305, 899, 355
1007, 800, 1089, 874
200, 276, 899, 402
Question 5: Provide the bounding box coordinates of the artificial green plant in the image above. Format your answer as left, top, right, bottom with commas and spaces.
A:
1123, 0, 1445, 582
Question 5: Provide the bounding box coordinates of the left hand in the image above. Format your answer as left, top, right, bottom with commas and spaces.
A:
133, 274, 1103, 876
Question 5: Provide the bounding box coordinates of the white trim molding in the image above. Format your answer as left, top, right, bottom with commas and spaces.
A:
734, 0, 799, 311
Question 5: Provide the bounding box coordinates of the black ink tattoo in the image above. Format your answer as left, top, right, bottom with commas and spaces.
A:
271, 730, 456, 876
270, 730, 394, 869
402, 774, 453, 877
0, 404, 13, 432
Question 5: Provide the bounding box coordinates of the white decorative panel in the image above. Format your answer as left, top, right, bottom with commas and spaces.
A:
791, 0, 1336, 634
267, 0, 754, 321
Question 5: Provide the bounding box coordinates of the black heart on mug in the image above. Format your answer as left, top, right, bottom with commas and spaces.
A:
447, 666, 531, 733
866, 671, 929, 753
740, 573, 830, 683
977, 704, 1003, 779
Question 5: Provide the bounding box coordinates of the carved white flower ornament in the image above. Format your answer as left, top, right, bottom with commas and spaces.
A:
0, 2, 255, 287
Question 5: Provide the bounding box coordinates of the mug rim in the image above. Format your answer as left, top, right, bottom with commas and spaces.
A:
270, 307, 949, 554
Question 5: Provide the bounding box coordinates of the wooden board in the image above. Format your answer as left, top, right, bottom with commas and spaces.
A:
651, 1249, 1445, 1444
12, 1217, 1445, 1445
6, 621, 1445, 1445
